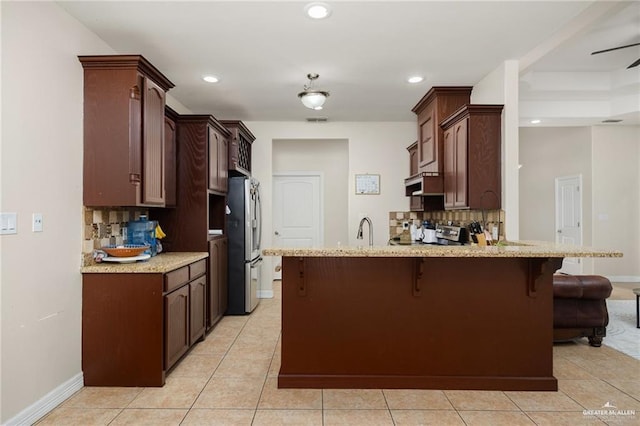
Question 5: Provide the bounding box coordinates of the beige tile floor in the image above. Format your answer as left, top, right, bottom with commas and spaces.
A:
38, 281, 640, 425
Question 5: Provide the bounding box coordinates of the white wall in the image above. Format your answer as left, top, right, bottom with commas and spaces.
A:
247, 121, 415, 295
0, 2, 115, 423
519, 127, 593, 246
472, 60, 520, 240
273, 139, 349, 246
519, 125, 640, 279
591, 126, 640, 280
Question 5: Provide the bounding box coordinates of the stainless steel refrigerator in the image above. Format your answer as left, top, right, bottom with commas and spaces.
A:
227, 176, 262, 314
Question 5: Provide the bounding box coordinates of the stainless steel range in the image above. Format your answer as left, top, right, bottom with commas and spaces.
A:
434, 224, 468, 245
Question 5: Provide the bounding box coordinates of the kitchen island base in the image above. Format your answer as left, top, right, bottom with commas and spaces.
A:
279, 256, 563, 391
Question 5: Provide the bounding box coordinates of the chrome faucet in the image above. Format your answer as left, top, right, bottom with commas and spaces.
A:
357, 216, 373, 246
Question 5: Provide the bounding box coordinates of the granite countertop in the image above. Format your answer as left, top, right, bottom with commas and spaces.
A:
262, 241, 623, 258
81, 252, 209, 274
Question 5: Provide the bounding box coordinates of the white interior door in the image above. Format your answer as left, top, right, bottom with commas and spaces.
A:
272, 173, 323, 279
555, 175, 583, 274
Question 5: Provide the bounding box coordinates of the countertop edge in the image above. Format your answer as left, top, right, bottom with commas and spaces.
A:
81, 252, 209, 274
262, 242, 623, 258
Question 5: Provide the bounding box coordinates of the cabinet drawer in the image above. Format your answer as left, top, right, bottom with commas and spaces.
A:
190, 260, 206, 280
165, 266, 189, 293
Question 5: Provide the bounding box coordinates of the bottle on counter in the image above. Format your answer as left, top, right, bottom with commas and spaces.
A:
127, 215, 157, 256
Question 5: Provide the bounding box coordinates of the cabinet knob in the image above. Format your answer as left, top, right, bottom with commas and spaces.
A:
275, 231, 280, 236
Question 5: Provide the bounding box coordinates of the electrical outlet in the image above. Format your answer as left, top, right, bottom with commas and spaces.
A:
32, 213, 43, 232
402, 221, 409, 230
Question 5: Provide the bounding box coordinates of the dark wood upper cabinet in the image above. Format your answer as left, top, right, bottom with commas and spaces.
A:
440, 104, 503, 210
79, 55, 174, 207
164, 106, 178, 207
407, 141, 418, 177
208, 124, 230, 194
411, 87, 472, 176
221, 120, 255, 176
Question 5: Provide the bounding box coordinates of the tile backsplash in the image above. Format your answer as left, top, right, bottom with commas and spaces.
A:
82, 207, 148, 265
388, 209, 505, 242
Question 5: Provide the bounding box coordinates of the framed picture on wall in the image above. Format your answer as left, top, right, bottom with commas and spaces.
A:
355, 174, 380, 195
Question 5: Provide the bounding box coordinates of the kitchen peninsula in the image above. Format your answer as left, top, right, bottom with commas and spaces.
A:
263, 242, 622, 391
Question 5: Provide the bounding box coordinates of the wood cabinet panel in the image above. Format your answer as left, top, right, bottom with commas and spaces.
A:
82, 273, 164, 386
190, 276, 207, 345
208, 236, 228, 328
165, 285, 190, 370
164, 107, 178, 207
407, 142, 418, 177
142, 77, 166, 205
417, 105, 437, 171
79, 55, 174, 207
441, 105, 503, 210
208, 127, 229, 193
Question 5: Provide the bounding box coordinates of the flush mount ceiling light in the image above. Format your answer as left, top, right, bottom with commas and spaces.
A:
305, 2, 331, 19
202, 75, 219, 83
530, 119, 541, 124
298, 73, 330, 110
407, 76, 424, 84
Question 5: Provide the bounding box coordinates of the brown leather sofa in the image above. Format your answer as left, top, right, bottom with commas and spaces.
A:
553, 274, 612, 347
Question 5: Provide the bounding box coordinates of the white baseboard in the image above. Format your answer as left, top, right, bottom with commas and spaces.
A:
5, 372, 84, 426
607, 275, 640, 283
258, 290, 274, 299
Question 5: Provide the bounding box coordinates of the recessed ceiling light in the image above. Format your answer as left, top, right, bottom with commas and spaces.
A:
530, 119, 541, 124
407, 76, 424, 84
203, 75, 219, 83
305, 2, 331, 19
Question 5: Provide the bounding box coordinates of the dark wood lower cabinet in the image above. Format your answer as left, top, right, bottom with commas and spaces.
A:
165, 285, 190, 370
82, 257, 207, 386
190, 276, 207, 345
208, 236, 228, 328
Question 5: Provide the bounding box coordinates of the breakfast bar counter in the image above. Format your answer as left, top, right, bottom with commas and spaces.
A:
263, 242, 621, 391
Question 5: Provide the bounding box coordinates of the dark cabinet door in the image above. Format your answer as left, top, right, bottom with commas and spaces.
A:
208, 127, 228, 192
208, 127, 219, 191
164, 285, 190, 370
164, 114, 177, 207
443, 128, 455, 208
453, 120, 468, 208
208, 239, 221, 327
219, 136, 228, 191
190, 276, 207, 345
407, 142, 418, 177
417, 105, 437, 172
208, 236, 228, 328
142, 77, 166, 205
219, 237, 228, 316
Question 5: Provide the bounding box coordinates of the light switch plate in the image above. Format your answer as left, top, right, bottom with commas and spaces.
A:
1, 212, 18, 235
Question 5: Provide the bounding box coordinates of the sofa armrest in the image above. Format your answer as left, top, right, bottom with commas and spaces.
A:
553, 274, 612, 299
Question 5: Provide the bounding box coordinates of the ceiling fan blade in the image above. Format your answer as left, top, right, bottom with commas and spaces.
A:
592, 42, 640, 55
627, 58, 640, 69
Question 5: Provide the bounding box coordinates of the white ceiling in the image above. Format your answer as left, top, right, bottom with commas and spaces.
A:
59, 0, 640, 126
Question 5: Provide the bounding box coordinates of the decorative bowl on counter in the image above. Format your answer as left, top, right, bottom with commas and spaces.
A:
101, 244, 150, 257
